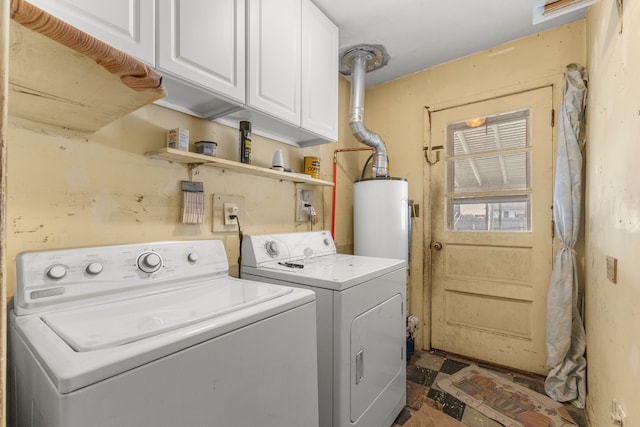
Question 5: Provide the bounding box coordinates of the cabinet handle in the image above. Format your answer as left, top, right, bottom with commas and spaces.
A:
356, 349, 364, 384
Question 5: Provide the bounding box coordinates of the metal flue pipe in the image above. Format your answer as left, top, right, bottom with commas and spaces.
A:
340, 45, 390, 178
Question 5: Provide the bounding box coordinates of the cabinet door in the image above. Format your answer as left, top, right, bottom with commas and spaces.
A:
301, 0, 338, 141
247, 0, 301, 126
157, 0, 245, 103
27, 0, 155, 65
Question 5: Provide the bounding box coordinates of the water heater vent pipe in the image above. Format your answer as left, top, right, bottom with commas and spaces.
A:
340, 44, 390, 178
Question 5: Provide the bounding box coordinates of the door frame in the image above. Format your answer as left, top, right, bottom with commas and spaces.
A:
421, 84, 560, 355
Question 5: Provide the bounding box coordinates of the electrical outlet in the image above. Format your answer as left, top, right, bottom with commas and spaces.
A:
213, 194, 244, 232
296, 189, 313, 222
223, 203, 239, 225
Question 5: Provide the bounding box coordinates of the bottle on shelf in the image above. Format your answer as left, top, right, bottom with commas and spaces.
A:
239, 121, 252, 164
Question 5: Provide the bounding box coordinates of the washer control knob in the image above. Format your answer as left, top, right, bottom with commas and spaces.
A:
137, 252, 163, 273
323, 238, 331, 247
86, 262, 103, 275
187, 252, 199, 263
47, 265, 67, 280
265, 241, 280, 258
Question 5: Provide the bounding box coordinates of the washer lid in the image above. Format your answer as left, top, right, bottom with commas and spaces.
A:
41, 279, 292, 351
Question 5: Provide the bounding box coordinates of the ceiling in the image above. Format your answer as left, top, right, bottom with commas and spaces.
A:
313, 0, 588, 86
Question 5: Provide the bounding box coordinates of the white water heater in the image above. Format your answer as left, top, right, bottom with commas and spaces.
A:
354, 178, 409, 260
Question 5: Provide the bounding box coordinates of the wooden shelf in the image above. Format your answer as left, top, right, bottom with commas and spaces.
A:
9, 0, 166, 133
146, 148, 334, 187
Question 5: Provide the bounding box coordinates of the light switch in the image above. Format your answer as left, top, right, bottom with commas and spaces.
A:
607, 256, 617, 284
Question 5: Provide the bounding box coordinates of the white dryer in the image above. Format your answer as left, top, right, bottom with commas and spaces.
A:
241, 231, 406, 427
9, 240, 319, 427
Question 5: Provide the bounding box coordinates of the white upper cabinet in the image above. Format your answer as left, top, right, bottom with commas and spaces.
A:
247, 0, 301, 127
233, 0, 337, 144
26, 0, 155, 65
157, 0, 245, 104
27, 0, 338, 146
301, 0, 339, 142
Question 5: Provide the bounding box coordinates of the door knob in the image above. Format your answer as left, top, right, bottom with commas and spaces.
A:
432, 241, 443, 250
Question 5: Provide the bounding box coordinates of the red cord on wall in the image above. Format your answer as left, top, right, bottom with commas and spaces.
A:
332, 159, 337, 239
331, 147, 375, 240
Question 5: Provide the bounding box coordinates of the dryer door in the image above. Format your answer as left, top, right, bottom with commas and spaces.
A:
350, 293, 403, 421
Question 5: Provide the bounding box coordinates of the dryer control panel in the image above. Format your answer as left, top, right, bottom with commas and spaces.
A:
14, 240, 229, 315
241, 231, 336, 267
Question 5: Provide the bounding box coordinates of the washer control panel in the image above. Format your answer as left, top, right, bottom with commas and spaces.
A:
14, 240, 229, 315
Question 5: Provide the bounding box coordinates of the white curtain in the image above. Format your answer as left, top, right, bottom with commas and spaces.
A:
545, 64, 588, 408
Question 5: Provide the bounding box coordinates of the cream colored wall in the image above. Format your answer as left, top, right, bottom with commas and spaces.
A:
5, 78, 353, 298
363, 21, 586, 350
585, 1, 640, 425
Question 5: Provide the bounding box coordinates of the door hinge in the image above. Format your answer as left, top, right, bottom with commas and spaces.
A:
551, 219, 555, 238
551, 109, 555, 127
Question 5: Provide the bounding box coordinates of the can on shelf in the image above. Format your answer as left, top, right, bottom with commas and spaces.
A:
304, 156, 320, 179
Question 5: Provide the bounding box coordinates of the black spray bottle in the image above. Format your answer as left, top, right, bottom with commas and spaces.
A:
239, 121, 252, 164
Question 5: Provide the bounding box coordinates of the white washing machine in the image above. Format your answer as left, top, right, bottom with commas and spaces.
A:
241, 231, 406, 427
8, 240, 319, 427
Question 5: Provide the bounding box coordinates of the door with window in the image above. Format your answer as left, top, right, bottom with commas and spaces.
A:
429, 87, 553, 375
